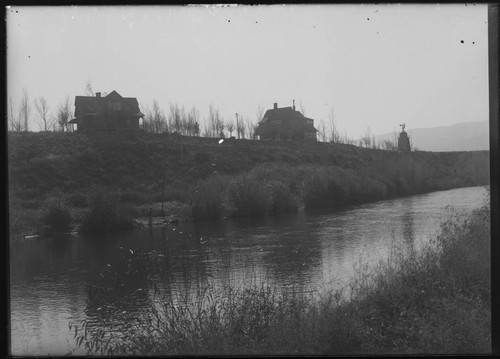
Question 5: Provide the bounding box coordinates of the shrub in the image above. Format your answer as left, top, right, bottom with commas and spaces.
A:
227, 165, 300, 216
154, 183, 190, 203
301, 170, 343, 209
118, 190, 149, 205
228, 174, 273, 217
40, 198, 72, 232
80, 191, 134, 234
268, 180, 299, 213
190, 175, 229, 221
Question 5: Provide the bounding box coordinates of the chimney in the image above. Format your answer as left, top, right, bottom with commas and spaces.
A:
273, 102, 278, 109
293, 99, 295, 111
96, 92, 101, 98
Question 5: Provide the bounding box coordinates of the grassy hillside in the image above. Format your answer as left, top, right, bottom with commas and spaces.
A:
8, 131, 489, 235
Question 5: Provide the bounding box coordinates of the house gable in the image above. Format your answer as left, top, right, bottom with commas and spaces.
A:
72, 90, 144, 132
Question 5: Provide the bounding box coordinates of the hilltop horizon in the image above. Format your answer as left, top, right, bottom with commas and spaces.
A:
7, 4, 488, 139
375, 120, 489, 152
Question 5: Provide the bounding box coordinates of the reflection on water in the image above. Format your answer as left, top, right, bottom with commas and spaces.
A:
10, 186, 488, 355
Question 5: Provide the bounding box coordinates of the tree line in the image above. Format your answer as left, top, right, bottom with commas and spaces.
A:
141, 101, 261, 140
8, 85, 400, 150
8, 87, 73, 133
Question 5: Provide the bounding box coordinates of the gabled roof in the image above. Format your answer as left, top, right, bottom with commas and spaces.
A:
257, 106, 318, 134
74, 91, 144, 118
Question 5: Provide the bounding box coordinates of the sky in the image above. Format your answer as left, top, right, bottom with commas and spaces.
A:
6, 4, 489, 138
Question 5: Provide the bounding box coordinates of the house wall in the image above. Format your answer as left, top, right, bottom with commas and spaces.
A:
76, 113, 140, 131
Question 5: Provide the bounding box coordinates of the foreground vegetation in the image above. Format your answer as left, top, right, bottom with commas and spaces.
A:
8, 131, 489, 236
74, 200, 491, 355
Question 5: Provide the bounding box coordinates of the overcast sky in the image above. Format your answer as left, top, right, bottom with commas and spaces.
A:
6, 4, 488, 138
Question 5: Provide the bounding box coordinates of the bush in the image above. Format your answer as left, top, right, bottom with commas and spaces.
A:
154, 183, 190, 203
301, 168, 349, 209
118, 190, 149, 205
228, 174, 273, 217
227, 165, 299, 216
268, 180, 299, 213
40, 198, 72, 232
80, 191, 134, 234
190, 175, 229, 221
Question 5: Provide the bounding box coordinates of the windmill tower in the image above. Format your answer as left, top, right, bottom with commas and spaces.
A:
398, 123, 411, 152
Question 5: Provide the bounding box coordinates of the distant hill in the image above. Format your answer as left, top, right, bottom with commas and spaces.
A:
375, 121, 489, 152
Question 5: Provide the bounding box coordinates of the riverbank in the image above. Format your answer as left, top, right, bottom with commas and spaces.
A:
75, 200, 491, 355
8, 131, 489, 237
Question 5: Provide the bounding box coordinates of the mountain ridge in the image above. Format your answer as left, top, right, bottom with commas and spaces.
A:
375, 121, 489, 152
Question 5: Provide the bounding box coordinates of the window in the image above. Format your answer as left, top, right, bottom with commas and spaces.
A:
108, 102, 121, 111
305, 132, 316, 139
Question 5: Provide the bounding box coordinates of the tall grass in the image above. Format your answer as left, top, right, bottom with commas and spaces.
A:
39, 197, 72, 233
190, 159, 482, 218
228, 165, 300, 216
80, 191, 134, 234
75, 200, 490, 355
190, 175, 230, 221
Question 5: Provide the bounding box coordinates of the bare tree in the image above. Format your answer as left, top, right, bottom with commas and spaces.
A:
360, 126, 372, 148
19, 87, 31, 132
186, 106, 200, 136
85, 80, 95, 96
393, 128, 399, 146
226, 118, 235, 137
207, 103, 225, 138
327, 106, 339, 143
141, 104, 152, 132
207, 103, 217, 137
168, 103, 184, 134
381, 139, 396, 150
202, 120, 211, 137
218, 118, 226, 138
256, 105, 264, 122
317, 120, 328, 142
341, 129, 356, 145
34, 96, 52, 131
8, 97, 23, 131
246, 116, 258, 140
236, 113, 246, 139
57, 95, 72, 132
151, 100, 167, 133
299, 100, 306, 116
249, 105, 265, 140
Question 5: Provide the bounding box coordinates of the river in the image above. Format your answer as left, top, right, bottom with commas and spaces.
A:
9, 186, 488, 355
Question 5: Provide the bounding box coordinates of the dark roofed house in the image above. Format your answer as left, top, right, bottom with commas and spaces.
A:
69, 90, 144, 132
254, 102, 318, 141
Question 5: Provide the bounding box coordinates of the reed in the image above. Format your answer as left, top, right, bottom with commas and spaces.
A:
79, 191, 134, 234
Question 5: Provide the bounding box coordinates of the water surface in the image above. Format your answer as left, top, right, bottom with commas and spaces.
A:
10, 186, 488, 355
